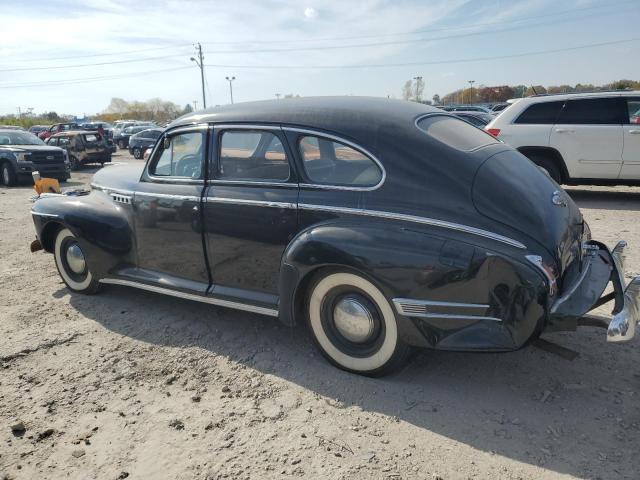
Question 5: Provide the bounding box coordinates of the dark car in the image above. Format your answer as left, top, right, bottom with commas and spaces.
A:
29, 97, 639, 376
38, 122, 80, 140
28, 125, 50, 135
46, 130, 112, 170
451, 111, 495, 128
114, 124, 155, 149
128, 128, 163, 159
0, 129, 69, 186
440, 105, 493, 113
491, 103, 510, 113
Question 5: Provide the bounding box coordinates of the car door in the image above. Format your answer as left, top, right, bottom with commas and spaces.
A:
620, 97, 640, 180
550, 97, 625, 179
202, 125, 298, 305
131, 126, 210, 293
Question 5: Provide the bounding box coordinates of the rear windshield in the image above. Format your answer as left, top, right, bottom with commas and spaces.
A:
416, 115, 498, 151
83, 133, 101, 143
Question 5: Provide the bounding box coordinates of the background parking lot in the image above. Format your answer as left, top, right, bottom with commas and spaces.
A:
1, 151, 639, 479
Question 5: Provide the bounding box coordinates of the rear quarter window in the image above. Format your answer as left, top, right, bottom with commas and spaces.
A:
416, 115, 498, 151
514, 101, 564, 124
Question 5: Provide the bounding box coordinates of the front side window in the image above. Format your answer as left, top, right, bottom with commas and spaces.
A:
217, 130, 290, 182
626, 98, 640, 124
150, 131, 204, 178
58, 137, 70, 146
514, 101, 564, 124
298, 135, 382, 187
417, 115, 498, 151
557, 98, 626, 125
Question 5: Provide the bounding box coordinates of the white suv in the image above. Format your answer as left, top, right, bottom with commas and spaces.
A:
485, 92, 640, 184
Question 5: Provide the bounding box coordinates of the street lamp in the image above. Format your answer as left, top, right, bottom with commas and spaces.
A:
225, 76, 236, 104
468, 80, 475, 104
190, 43, 206, 109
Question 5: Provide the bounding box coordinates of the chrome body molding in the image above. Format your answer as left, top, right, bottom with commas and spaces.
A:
99, 278, 279, 317
298, 203, 526, 249
205, 197, 296, 209
283, 126, 386, 192
134, 191, 201, 202
31, 211, 60, 218
393, 298, 501, 322
111, 193, 132, 205
90, 183, 135, 196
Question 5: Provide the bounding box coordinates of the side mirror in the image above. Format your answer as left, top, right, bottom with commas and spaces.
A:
163, 136, 171, 150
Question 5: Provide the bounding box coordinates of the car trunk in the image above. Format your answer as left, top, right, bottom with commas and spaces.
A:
472, 150, 584, 281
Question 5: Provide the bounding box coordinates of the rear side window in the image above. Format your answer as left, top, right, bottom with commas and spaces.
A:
298, 136, 382, 187
83, 134, 99, 143
626, 98, 640, 124
557, 98, 626, 125
514, 101, 564, 124
416, 115, 498, 151
217, 130, 289, 182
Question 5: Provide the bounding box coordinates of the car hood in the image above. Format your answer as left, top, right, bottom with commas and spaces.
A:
472, 149, 583, 273
91, 162, 145, 192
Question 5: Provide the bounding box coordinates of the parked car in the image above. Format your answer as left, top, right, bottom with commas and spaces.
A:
485, 91, 640, 185
451, 111, 495, 128
128, 128, 163, 159
38, 122, 80, 140
0, 125, 26, 130
45, 130, 111, 170
440, 105, 493, 113
29, 97, 639, 376
630, 107, 640, 124
491, 103, 510, 113
80, 121, 114, 136
115, 125, 155, 150
28, 125, 50, 135
0, 128, 69, 186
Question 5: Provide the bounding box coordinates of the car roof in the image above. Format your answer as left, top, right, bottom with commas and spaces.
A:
514, 90, 640, 104
170, 96, 440, 132
51, 130, 100, 136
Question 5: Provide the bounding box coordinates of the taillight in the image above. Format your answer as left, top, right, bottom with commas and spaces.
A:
486, 128, 501, 137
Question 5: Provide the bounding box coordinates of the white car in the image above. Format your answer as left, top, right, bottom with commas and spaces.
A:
485, 92, 640, 184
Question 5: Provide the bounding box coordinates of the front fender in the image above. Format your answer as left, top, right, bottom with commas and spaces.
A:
31, 190, 135, 278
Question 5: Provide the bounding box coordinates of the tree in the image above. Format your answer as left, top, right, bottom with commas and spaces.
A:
105, 97, 129, 115
432, 94, 441, 105
401, 80, 413, 101
182, 103, 193, 114
414, 77, 425, 102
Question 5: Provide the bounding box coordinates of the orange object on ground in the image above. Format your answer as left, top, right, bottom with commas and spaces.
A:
32, 171, 61, 195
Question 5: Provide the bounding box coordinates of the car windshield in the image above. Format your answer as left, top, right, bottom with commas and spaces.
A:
0, 131, 45, 145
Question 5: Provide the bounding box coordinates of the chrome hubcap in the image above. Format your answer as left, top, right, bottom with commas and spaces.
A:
65, 243, 86, 274
333, 297, 375, 343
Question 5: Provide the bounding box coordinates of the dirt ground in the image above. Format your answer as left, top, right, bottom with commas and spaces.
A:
1, 152, 639, 480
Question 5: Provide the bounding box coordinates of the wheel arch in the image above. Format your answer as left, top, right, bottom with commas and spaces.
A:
517, 146, 570, 182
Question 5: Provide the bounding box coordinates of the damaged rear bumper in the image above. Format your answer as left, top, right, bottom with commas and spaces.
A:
550, 240, 640, 342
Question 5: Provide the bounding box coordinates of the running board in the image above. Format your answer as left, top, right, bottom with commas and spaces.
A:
99, 278, 279, 317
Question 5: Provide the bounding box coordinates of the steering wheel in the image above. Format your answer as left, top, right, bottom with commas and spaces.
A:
175, 154, 201, 178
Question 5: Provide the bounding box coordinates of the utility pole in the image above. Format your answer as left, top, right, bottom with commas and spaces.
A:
193, 100, 198, 111
468, 80, 475, 104
190, 43, 207, 109
225, 76, 236, 104
412, 76, 423, 102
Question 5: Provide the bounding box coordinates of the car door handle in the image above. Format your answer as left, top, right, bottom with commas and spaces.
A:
554, 128, 574, 133
629, 129, 640, 134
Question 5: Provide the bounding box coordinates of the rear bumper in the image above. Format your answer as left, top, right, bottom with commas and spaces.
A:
550, 240, 640, 342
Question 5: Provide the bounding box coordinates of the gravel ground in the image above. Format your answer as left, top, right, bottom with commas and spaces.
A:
1, 152, 639, 480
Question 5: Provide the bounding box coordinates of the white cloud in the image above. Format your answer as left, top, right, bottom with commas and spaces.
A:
304, 7, 318, 19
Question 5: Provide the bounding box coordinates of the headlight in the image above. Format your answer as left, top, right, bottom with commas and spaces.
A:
15, 152, 32, 162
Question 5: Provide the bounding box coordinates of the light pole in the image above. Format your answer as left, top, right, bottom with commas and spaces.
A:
412, 76, 423, 102
225, 76, 236, 104
190, 43, 206, 109
468, 80, 475, 104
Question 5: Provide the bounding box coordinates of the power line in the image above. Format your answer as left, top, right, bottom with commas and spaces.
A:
199, 37, 639, 70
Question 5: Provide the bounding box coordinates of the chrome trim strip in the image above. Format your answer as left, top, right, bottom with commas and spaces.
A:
134, 191, 201, 202
420, 313, 501, 322
283, 126, 386, 192
166, 124, 210, 136
393, 298, 489, 309
299, 203, 526, 249
214, 123, 281, 131
209, 179, 297, 188
31, 211, 60, 218
205, 197, 296, 209
90, 183, 135, 196
99, 278, 279, 317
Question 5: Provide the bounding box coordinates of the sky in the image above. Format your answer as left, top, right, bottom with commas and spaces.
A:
0, 0, 639, 116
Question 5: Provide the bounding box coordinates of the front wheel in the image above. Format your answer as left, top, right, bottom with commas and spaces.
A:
133, 147, 142, 159
54, 228, 100, 294
306, 271, 411, 376
1, 162, 17, 186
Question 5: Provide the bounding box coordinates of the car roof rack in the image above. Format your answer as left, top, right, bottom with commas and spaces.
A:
531, 88, 639, 97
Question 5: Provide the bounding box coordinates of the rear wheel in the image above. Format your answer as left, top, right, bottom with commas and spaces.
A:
133, 147, 142, 159
54, 228, 100, 294
118, 140, 126, 149
526, 153, 563, 184
1, 162, 17, 187
306, 271, 411, 376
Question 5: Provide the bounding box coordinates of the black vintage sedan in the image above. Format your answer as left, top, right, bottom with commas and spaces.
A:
30, 97, 639, 376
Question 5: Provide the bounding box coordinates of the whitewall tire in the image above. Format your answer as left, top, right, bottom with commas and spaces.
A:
307, 271, 411, 376
54, 228, 100, 294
